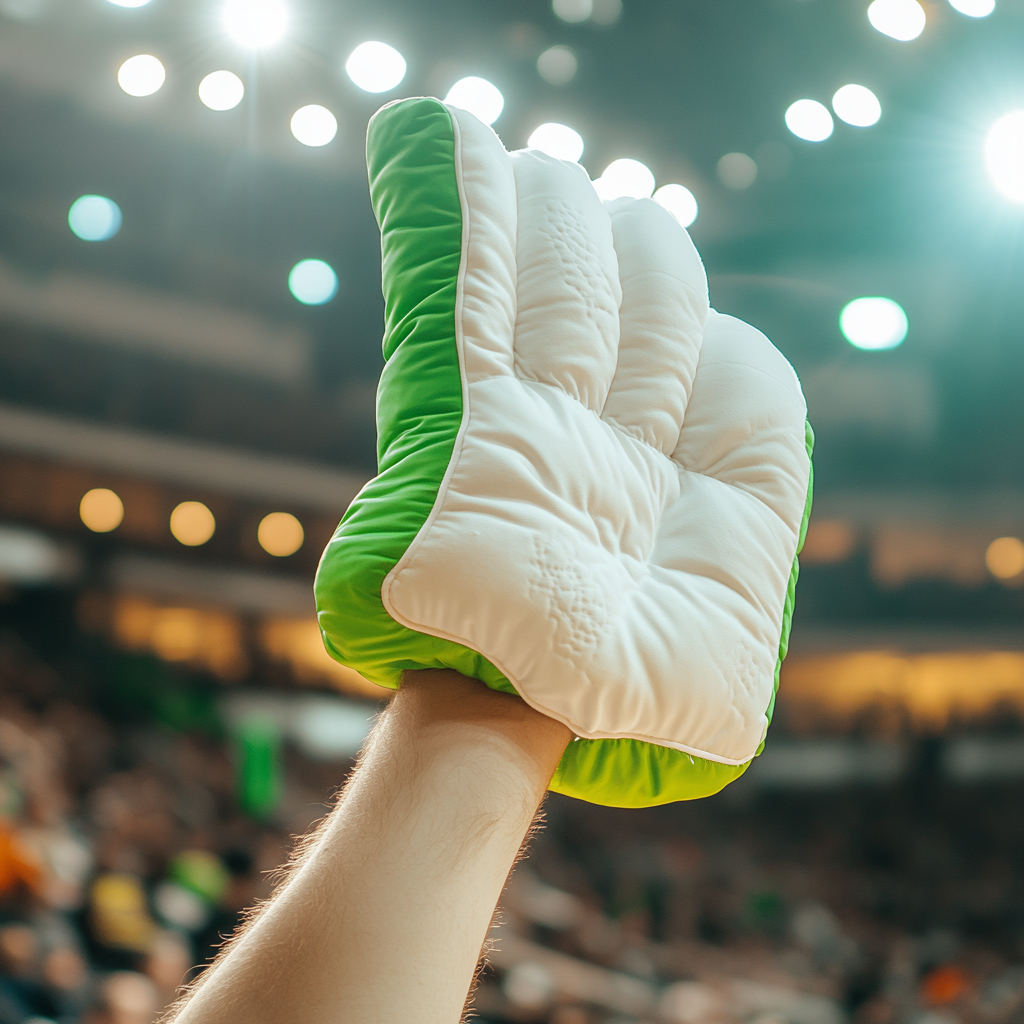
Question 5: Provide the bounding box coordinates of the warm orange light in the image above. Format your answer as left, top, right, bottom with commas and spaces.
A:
80, 488, 124, 533
257, 512, 304, 557
986, 536, 1024, 581
260, 617, 387, 699
800, 520, 856, 565
169, 501, 215, 546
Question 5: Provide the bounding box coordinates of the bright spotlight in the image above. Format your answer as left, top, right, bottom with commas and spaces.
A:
117, 54, 165, 97
258, 512, 304, 557
716, 152, 757, 190
948, 0, 995, 15
290, 104, 338, 147
289, 259, 338, 305
986, 537, 1024, 580
593, 158, 655, 201
553, 0, 592, 22
345, 41, 407, 94
985, 110, 1024, 204
653, 184, 698, 228
222, 0, 287, 49
537, 45, 577, 85
785, 99, 834, 142
106, 0, 152, 6
170, 502, 216, 546
527, 122, 584, 162
444, 77, 504, 125
832, 84, 881, 127
68, 195, 122, 241
80, 489, 124, 533
867, 0, 926, 40
199, 70, 244, 111
839, 297, 908, 350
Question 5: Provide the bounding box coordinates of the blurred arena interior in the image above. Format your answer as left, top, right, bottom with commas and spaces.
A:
0, 0, 1023, 1021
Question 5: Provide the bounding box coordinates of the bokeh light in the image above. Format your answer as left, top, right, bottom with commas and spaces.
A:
653, 184, 698, 228
593, 158, 655, 201
832, 84, 882, 127
79, 489, 124, 533
290, 104, 337, 147
867, 0, 926, 40
345, 41, 407, 93
444, 77, 504, 125
222, 0, 287, 49
198, 70, 244, 111
839, 297, 908, 350
537, 45, 577, 85
288, 260, 338, 305
170, 502, 216, 546
785, 99, 834, 142
948, 0, 995, 15
591, 0, 622, 24
527, 122, 584, 162
717, 152, 758, 190
986, 537, 1024, 580
117, 54, 165, 97
553, 0, 592, 23
106, 0, 152, 6
985, 110, 1024, 204
68, 195, 122, 241
258, 512, 305, 557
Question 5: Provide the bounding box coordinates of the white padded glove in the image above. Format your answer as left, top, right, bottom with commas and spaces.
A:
315, 98, 813, 807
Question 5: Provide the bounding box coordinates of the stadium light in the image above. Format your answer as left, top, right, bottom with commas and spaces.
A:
653, 184, 698, 228
80, 489, 124, 533
290, 105, 337, 147
289, 260, 338, 305
537, 45, 577, 85
985, 110, 1024, 204
68, 196, 122, 241
222, 0, 287, 49
444, 77, 504, 125
785, 99, 834, 142
839, 297, 908, 350
117, 54, 165, 97
345, 42, 407, 94
527, 123, 584, 162
717, 153, 757, 190
199, 70, 244, 111
867, 0, 926, 41
948, 0, 995, 16
553, 0, 592, 23
832, 84, 881, 127
593, 159, 655, 201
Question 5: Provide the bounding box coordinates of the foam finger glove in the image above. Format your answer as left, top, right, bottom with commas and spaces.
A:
315, 98, 813, 807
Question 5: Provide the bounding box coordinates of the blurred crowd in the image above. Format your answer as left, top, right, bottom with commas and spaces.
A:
3, 618, 1024, 1024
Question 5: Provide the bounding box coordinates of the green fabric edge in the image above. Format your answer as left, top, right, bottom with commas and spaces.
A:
314, 97, 516, 698
313, 94, 815, 808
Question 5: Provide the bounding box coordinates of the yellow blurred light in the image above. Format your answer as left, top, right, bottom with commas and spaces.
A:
112, 595, 248, 680
80, 488, 124, 533
169, 501, 215, 546
258, 512, 304, 557
987, 536, 1024, 580
783, 651, 1024, 733
260, 617, 387, 699
800, 520, 856, 565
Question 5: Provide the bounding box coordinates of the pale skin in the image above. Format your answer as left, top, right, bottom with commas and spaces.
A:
168, 669, 573, 1024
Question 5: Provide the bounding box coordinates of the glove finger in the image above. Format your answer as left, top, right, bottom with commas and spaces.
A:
601, 197, 708, 455
672, 310, 809, 530
509, 150, 621, 412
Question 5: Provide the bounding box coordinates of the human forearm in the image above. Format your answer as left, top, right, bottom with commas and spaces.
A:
170, 669, 572, 1024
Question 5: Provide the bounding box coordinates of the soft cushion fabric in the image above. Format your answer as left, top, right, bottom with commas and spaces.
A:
315, 97, 814, 807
